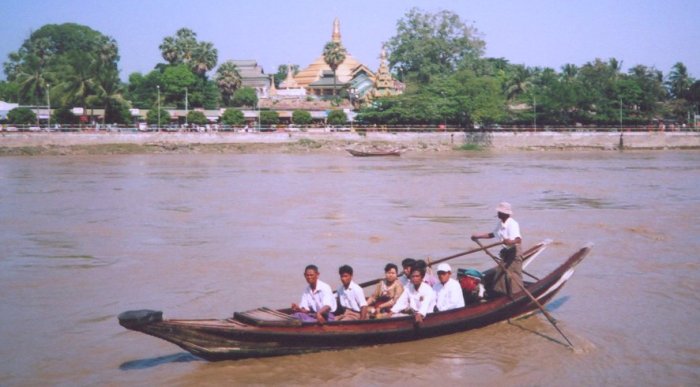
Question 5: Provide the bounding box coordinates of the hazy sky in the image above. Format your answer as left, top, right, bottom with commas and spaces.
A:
2, 0, 699, 81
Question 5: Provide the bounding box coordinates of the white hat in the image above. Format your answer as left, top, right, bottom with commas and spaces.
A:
496, 202, 513, 215
436, 263, 452, 273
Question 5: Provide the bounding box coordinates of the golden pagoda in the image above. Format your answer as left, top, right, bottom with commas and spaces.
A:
372, 45, 403, 98
293, 18, 374, 91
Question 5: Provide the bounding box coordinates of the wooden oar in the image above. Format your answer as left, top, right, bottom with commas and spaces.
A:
356, 241, 502, 289
474, 239, 575, 349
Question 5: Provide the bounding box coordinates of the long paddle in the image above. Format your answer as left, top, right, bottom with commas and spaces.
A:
474, 239, 575, 349
356, 241, 502, 290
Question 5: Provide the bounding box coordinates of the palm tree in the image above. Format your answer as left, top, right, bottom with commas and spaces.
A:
504, 64, 532, 102
57, 52, 96, 115
12, 38, 56, 105
667, 62, 693, 99
322, 41, 346, 96
175, 28, 198, 63
191, 41, 218, 76
15, 53, 49, 105
561, 64, 579, 82
215, 61, 241, 106
159, 36, 179, 64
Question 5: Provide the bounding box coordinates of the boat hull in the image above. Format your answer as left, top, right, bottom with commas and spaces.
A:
346, 149, 401, 157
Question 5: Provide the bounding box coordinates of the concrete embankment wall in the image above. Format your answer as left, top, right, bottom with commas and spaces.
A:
1, 131, 699, 150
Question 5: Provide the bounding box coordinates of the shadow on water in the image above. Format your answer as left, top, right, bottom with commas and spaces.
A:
119, 352, 201, 370
508, 296, 573, 349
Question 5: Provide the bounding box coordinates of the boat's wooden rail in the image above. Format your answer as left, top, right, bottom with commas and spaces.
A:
234, 307, 302, 327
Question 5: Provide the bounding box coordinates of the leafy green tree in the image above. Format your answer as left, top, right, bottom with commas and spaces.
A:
215, 61, 242, 106
322, 41, 346, 96
125, 71, 162, 108
688, 80, 700, 106
627, 65, 666, 119
260, 110, 279, 125
187, 110, 208, 125
52, 106, 79, 125
4, 23, 120, 109
0, 81, 20, 102
327, 109, 347, 125
7, 107, 36, 124
221, 108, 245, 125
292, 110, 312, 125
200, 79, 220, 109
161, 64, 197, 105
386, 8, 485, 83
146, 107, 170, 126
231, 87, 258, 107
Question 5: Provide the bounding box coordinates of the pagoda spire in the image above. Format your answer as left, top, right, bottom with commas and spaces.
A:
332, 17, 341, 43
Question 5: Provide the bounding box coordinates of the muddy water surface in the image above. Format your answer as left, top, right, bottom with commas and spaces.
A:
0, 150, 698, 386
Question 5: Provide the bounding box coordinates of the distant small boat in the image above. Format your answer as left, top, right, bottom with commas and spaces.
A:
346, 148, 401, 157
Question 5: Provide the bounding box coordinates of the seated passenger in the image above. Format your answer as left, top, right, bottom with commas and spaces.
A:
389, 266, 436, 325
399, 258, 416, 288
433, 263, 465, 311
335, 265, 368, 320
414, 259, 437, 287
366, 263, 404, 318
291, 264, 337, 324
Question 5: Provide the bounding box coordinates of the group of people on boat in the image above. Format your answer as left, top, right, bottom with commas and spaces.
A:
290, 202, 523, 325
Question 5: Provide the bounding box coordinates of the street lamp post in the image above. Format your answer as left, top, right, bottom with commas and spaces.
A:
441, 92, 447, 129
533, 96, 537, 131
156, 85, 160, 131
46, 83, 50, 130
619, 97, 623, 132
185, 87, 188, 129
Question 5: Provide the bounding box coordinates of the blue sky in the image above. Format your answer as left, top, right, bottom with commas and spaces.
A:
2, 0, 699, 81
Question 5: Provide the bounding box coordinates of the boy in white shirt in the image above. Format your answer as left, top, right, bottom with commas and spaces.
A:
336, 265, 368, 320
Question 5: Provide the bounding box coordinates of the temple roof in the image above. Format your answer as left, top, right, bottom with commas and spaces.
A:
294, 18, 375, 89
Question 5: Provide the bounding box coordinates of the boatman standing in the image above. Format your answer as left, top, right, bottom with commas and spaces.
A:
471, 202, 523, 297
291, 264, 337, 324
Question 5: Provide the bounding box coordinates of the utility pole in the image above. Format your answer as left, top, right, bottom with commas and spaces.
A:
156, 85, 160, 131
46, 83, 50, 130
619, 98, 623, 132
533, 97, 537, 131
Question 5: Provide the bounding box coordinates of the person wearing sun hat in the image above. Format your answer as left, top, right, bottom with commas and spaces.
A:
471, 202, 523, 296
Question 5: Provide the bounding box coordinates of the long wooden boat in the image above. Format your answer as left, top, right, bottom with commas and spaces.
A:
346, 148, 401, 157
118, 242, 589, 361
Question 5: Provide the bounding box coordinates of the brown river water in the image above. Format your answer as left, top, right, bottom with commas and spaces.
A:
0, 150, 698, 386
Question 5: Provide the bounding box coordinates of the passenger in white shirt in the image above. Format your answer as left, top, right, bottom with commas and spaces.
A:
389, 267, 436, 325
291, 264, 337, 324
433, 263, 465, 311
336, 265, 368, 320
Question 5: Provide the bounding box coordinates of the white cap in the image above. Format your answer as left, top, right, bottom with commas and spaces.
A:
436, 263, 452, 273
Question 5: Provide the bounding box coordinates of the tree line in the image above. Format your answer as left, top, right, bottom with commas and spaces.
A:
1, 9, 698, 127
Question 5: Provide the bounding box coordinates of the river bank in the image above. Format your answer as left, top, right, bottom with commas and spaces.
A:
1, 131, 699, 156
